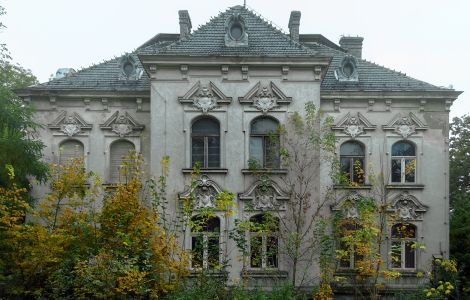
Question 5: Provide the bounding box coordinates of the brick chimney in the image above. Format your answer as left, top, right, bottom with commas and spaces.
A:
179, 10, 192, 40
339, 36, 364, 59
288, 11, 301, 43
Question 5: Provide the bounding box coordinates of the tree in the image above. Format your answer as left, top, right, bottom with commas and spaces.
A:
449, 115, 470, 295
0, 5, 48, 189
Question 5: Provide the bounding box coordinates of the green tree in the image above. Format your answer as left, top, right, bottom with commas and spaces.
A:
449, 114, 470, 295
0, 5, 48, 189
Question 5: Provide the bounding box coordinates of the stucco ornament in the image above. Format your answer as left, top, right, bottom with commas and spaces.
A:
343, 116, 364, 138
253, 86, 276, 114
397, 200, 418, 220
60, 115, 81, 136
179, 175, 224, 210
112, 114, 134, 137
238, 177, 289, 211
388, 191, 427, 221
193, 86, 217, 114
343, 198, 360, 219
395, 116, 416, 138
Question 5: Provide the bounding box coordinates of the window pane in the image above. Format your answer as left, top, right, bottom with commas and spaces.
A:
391, 241, 402, 268
251, 118, 278, 135
191, 236, 204, 268
392, 141, 415, 156
339, 240, 352, 268
391, 159, 402, 183
250, 236, 262, 268
192, 118, 219, 135
266, 236, 278, 268
340, 157, 352, 180
340, 142, 365, 156
249, 137, 263, 167
404, 159, 416, 183
265, 136, 280, 168
405, 242, 415, 268
191, 137, 205, 167
207, 136, 220, 168
352, 158, 364, 184
207, 236, 220, 268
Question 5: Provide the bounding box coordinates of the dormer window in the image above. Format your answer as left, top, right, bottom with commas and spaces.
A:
119, 54, 143, 80
225, 13, 248, 47
335, 55, 359, 82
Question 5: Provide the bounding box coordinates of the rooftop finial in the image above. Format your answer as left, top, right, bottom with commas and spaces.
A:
244, 0, 246, 7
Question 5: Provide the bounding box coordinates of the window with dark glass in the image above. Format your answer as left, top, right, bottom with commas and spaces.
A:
191, 215, 220, 269
191, 118, 220, 168
338, 220, 363, 269
340, 141, 365, 185
249, 214, 279, 269
249, 117, 280, 169
391, 223, 416, 269
391, 141, 416, 183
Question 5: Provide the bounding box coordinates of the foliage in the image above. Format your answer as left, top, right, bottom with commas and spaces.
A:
449, 115, 470, 296
0, 5, 48, 189
0, 154, 189, 298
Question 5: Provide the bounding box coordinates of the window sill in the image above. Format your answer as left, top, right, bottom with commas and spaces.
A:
241, 169, 288, 175
182, 168, 228, 174
241, 269, 288, 279
334, 184, 372, 190
189, 269, 228, 278
386, 184, 424, 190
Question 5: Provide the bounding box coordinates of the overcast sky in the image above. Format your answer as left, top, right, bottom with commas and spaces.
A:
1, 0, 468, 118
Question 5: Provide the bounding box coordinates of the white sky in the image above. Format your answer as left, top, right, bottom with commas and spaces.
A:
1, 0, 468, 118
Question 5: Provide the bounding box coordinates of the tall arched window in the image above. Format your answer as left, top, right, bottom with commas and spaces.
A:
59, 140, 84, 165
249, 213, 279, 269
191, 215, 220, 269
249, 117, 280, 169
391, 223, 417, 269
340, 141, 365, 185
191, 118, 220, 168
391, 141, 416, 183
110, 140, 135, 183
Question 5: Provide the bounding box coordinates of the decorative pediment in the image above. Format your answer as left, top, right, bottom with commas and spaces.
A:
389, 191, 427, 221
178, 175, 223, 210
238, 81, 292, 114
48, 110, 92, 136
238, 177, 289, 211
382, 112, 427, 138
224, 12, 248, 47
331, 191, 362, 219
100, 111, 144, 137
178, 81, 232, 114
332, 112, 376, 138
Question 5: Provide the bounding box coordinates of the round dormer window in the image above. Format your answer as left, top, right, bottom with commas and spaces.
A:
230, 23, 243, 40
342, 62, 353, 78
123, 62, 134, 77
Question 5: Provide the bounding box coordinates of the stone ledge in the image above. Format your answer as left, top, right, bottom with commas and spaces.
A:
182, 168, 228, 174
241, 169, 288, 175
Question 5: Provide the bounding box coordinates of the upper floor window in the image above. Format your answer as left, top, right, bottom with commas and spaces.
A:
59, 140, 84, 165
191, 118, 220, 168
391, 141, 416, 183
249, 117, 280, 169
340, 141, 365, 185
110, 140, 135, 183
249, 213, 279, 269
190, 215, 220, 269
391, 223, 417, 269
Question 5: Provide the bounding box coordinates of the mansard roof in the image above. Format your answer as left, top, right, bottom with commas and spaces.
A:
138, 6, 315, 57
18, 6, 459, 95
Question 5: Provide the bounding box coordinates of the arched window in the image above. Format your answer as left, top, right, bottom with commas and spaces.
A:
391, 223, 417, 269
191, 118, 220, 168
59, 140, 84, 165
249, 117, 280, 169
340, 141, 365, 185
109, 140, 135, 183
391, 141, 416, 183
249, 213, 279, 269
190, 215, 220, 269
